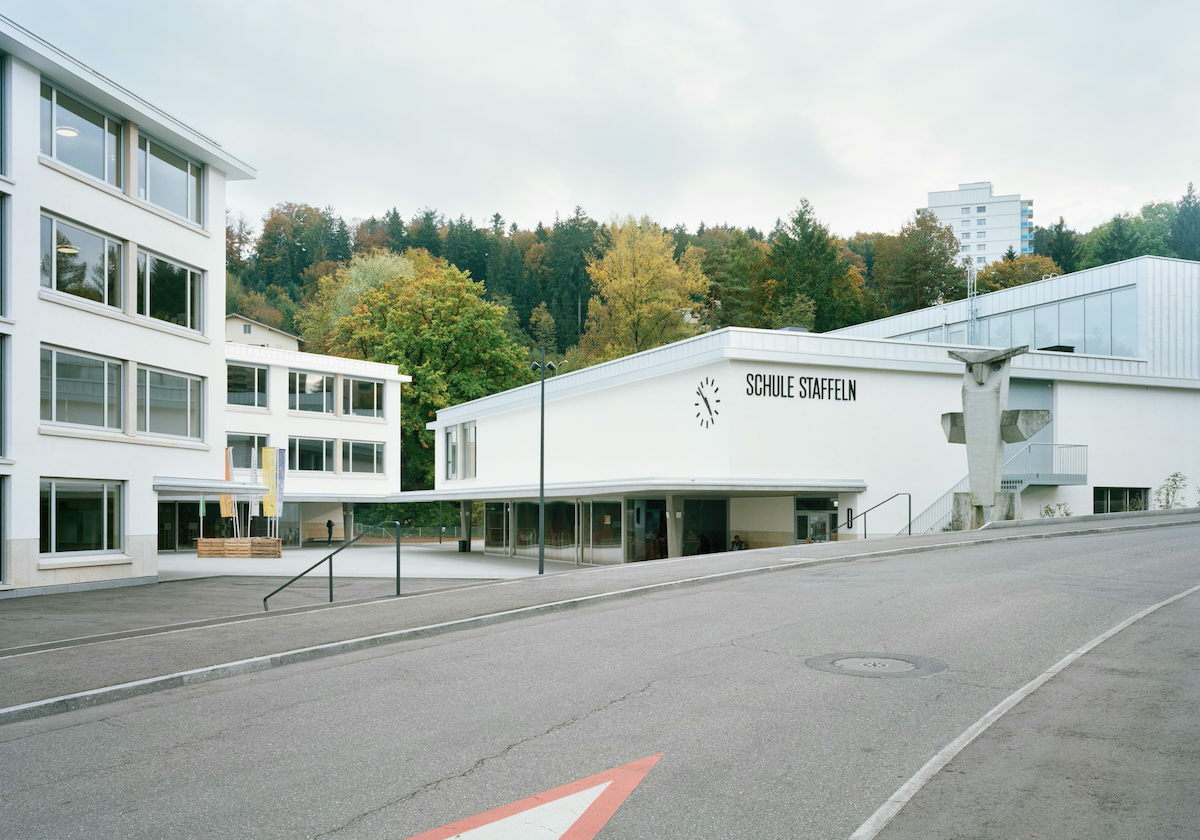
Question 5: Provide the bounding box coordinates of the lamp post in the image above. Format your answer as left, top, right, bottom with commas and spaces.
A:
529, 347, 562, 575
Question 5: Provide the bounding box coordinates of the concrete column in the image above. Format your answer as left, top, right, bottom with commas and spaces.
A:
460, 501, 472, 546
665, 495, 684, 558
342, 503, 354, 542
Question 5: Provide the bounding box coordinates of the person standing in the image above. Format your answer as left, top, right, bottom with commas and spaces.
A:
326, 519, 334, 544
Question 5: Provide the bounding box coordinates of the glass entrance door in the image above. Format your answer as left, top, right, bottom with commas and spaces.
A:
795, 496, 838, 543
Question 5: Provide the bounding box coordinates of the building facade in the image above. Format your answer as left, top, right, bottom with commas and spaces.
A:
0, 17, 260, 596
403, 257, 1199, 562
921, 181, 1034, 268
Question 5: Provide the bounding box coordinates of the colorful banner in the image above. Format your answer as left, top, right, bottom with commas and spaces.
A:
261, 446, 279, 517
219, 447, 236, 518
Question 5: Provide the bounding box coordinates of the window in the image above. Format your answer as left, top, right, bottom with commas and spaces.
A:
1093, 487, 1149, 514
40, 346, 122, 430
137, 367, 202, 438
40, 215, 122, 308
962, 232, 971, 241
445, 426, 459, 480
343, 377, 384, 417
289, 370, 335, 413
961, 207, 970, 214
39, 479, 122, 554
138, 134, 202, 223
288, 436, 334, 471
227, 364, 267, 408
976, 232, 985, 239
40, 82, 121, 186
342, 440, 384, 474
228, 433, 268, 469
242, 323, 251, 334
463, 422, 477, 479
976, 219, 986, 226
976, 244, 986, 252
976, 206, 986, 213
137, 250, 202, 330
975, 257, 985, 264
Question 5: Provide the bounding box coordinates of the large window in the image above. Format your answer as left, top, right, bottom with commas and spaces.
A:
463, 422, 477, 479
289, 370, 334, 413
40, 216, 122, 308
138, 134, 202, 223
137, 367, 202, 438
445, 426, 459, 480
1094, 487, 1149, 514
228, 433, 268, 469
288, 437, 334, 472
227, 364, 267, 407
40, 82, 122, 187
342, 377, 383, 417
39, 479, 122, 554
137, 251, 202, 330
342, 440, 384, 474
40, 346, 123, 430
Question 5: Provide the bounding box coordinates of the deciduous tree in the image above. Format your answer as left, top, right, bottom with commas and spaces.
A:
873, 213, 965, 314
976, 255, 1062, 293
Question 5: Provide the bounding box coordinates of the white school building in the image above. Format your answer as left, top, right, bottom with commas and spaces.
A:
402, 256, 1200, 562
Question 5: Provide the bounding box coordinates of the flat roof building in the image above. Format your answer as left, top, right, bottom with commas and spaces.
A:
401, 256, 1199, 562
921, 181, 1034, 268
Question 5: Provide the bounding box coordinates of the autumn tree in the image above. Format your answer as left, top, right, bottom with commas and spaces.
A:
296, 249, 416, 351
874, 213, 965, 314
1168, 183, 1200, 260
321, 249, 528, 489
577, 216, 708, 364
225, 211, 253, 276
976, 255, 1062, 293
529, 303, 558, 352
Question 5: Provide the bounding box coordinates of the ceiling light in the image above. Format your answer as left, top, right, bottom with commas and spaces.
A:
56, 244, 79, 255
55, 125, 79, 137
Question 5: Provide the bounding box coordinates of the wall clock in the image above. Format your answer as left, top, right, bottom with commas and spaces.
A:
694, 376, 720, 428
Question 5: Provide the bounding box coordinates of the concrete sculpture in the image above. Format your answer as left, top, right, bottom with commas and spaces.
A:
941, 346, 1051, 528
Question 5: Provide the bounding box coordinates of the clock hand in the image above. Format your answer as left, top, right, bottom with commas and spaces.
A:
697, 389, 713, 416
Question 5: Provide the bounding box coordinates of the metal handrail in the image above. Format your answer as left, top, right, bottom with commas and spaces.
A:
263, 521, 402, 611
830, 493, 911, 541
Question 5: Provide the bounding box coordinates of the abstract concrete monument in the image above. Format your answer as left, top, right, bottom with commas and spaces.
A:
941, 346, 1051, 528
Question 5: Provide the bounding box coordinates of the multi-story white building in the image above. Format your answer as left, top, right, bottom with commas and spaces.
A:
0, 16, 263, 596
921, 181, 1034, 269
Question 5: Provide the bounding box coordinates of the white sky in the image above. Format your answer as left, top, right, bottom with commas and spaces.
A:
12, 0, 1198, 236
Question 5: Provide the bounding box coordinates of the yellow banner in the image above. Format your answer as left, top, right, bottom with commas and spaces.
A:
219, 447, 236, 518
262, 447, 279, 517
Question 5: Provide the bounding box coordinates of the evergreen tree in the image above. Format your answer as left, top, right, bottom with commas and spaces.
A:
443, 216, 490, 283
1093, 214, 1142, 265
408, 209, 443, 256
328, 217, 352, 263
545, 207, 601, 349
528, 302, 558, 352
1032, 217, 1081, 274
383, 208, 408, 252
1002, 245, 1018, 261
766, 200, 866, 331
1168, 182, 1200, 260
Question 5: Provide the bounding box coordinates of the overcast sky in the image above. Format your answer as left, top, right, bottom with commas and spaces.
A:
12, 1, 1198, 236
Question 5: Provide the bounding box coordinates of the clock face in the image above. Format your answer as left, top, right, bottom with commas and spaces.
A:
694, 376, 720, 428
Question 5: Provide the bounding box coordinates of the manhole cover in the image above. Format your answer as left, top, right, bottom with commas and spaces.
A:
805, 652, 947, 679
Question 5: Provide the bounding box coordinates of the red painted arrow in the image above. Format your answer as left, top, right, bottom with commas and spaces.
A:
403, 754, 662, 840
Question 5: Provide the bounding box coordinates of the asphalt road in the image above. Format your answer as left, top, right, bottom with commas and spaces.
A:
1, 526, 1196, 839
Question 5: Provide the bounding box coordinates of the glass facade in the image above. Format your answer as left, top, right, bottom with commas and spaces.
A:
40, 216, 122, 308
342, 440, 384, 474
227, 364, 267, 407
445, 426, 459, 479
288, 436, 334, 471
228, 433, 268, 469
462, 422, 476, 479
138, 135, 202, 223
137, 367, 202, 438
1093, 487, 1149, 514
289, 370, 334, 413
40, 346, 123, 430
137, 251, 202, 331
39, 480, 122, 554
40, 82, 122, 186
894, 286, 1137, 356
342, 377, 383, 417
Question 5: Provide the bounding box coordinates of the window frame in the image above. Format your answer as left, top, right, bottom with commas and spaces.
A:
136, 365, 203, 440
463, 421, 477, 479
39, 478, 123, 556
40, 344, 124, 431
137, 131, 204, 224
445, 426, 459, 480
341, 439, 385, 475
40, 213, 124, 310
39, 80, 123, 188
287, 436, 335, 472
228, 432, 269, 470
227, 363, 268, 408
136, 247, 204, 332
288, 369, 335, 413
342, 376, 384, 418
976, 205, 986, 213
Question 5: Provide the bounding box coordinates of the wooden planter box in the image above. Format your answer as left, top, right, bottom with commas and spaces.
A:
195, 537, 282, 559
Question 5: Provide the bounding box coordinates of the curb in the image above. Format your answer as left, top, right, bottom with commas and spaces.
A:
3, 517, 1197, 726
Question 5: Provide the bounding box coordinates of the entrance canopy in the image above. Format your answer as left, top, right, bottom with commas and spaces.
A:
152, 476, 269, 497
389, 476, 867, 504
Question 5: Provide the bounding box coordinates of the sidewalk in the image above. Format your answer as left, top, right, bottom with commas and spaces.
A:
2, 511, 1197, 723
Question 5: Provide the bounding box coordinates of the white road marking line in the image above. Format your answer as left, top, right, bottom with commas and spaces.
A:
847, 581, 1200, 840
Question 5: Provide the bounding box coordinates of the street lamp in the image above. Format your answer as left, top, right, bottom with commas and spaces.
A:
529, 348, 565, 575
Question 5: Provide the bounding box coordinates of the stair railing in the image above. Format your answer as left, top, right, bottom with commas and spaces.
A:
831, 492, 912, 541
263, 521, 402, 611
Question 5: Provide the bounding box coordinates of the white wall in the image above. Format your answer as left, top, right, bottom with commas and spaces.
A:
226, 316, 300, 350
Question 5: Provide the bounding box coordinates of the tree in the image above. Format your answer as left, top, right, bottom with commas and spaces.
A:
694, 227, 770, 329
766, 200, 867, 331
1002, 245, 1018, 261
528, 302, 558, 352
1092, 214, 1143, 265
321, 249, 529, 489
873, 213, 965, 314
225, 211, 253, 276
546, 207, 602, 350
383, 208, 408, 253
408, 209, 443, 256
844, 232, 886, 283
296, 249, 417, 351
577, 216, 708, 364
1168, 183, 1200, 260
1032, 217, 1081, 273
976, 255, 1062, 293
443, 216, 490, 283
1128, 201, 1177, 256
